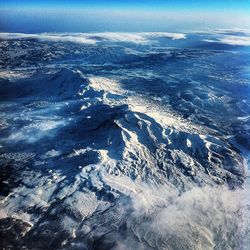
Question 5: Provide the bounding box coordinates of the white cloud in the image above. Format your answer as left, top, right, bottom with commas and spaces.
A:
0, 32, 186, 45
116, 182, 250, 250
203, 30, 250, 46
0, 32, 96, 44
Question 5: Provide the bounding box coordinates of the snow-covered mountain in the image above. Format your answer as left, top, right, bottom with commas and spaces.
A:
0, 31, 249, 249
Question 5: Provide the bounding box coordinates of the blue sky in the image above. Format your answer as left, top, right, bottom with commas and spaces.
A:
1, 0, 250, 11
0, 0, 250, 33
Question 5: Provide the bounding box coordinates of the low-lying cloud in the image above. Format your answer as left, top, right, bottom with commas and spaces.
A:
203, 30, 250, 46
108, 177, 250, 250
0, 32, 186, 45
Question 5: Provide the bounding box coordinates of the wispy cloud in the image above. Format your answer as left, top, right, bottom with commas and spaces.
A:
203, 30, 250, 46
105, 175, 250, 250
0, 32, 186, 44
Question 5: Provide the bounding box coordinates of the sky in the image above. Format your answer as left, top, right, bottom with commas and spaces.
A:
0, 0, 250, 33
1, 0, 250, 11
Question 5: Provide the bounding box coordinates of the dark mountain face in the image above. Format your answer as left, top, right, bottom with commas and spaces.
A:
0, 32, 249, 250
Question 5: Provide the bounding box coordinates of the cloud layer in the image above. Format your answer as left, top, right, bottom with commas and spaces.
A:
0, 32, 186, 44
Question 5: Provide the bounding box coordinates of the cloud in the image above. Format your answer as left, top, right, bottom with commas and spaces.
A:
204, 36, 250, 46
104, 175, 250, 250
0, 32, 96, 44
203, 30, 250, 46
0, 32, 186, 44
